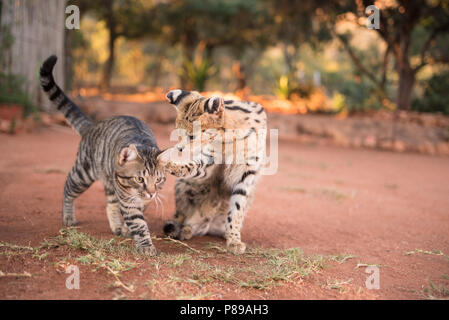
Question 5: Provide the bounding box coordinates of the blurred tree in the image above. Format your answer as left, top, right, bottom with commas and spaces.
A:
179, 41, 216, 91
153, 0, 271, 90
413, 70, 449, 114
71, 0, 156, 90
263, 0, 331, 91
325, 0, 449, 110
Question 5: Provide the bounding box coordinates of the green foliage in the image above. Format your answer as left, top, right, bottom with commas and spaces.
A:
66, 0, 449, 109
0, 20, 36, 116
274, 75, 315, 99
65, 28, 89, 90
180, 57, 216, 92
0, 73, 37, 117
264, 0, 331, 50
0, 26, 14, 59
274, 75, 293, 99
324, 72, 381, 113
71, 0, 156, 39
155, 0, 269, 49
412, 70, 449, 115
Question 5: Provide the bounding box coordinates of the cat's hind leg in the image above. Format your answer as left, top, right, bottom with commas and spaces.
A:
207, 200, 229, 237
177, 198, 223, 240
166, 179, 213, 240
163, 211, 183, 239
62, 160, 95, 226
164, 179, 197, 239
208, 214, 226, 237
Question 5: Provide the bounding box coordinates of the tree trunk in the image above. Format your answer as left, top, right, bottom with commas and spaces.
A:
396, 67, 415, 111
390, 21, 415, 110
99, 1, 116, 91
282, 43, 298, 81
100, 29, 116, 91
232, 60, 246, 91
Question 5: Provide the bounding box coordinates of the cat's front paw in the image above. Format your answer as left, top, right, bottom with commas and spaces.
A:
227, 241, 246, 255
63, 215, 77, 227
137, 244, 158, 257
120, 225, 131, 238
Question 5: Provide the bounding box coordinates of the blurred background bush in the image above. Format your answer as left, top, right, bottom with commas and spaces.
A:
1, 0, 448, 116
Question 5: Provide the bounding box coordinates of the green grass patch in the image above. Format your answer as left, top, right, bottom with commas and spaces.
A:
323, 278, 353, 293
1, 228, 140, 277
40, 228, 139, 274
318, 188, 347, 201
0, 241, 38, 260
354, 262, 385, 269
154, 252, 193, 268
185, 246, 350, 290
329, 254, 357, 264
423, 281, 449, 300
1, 229, 357, 298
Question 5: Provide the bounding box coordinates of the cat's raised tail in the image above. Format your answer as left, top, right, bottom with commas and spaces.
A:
40, 55, 93, 136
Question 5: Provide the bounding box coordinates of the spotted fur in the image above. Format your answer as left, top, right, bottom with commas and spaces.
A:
160, 89, 267, 254
40, 55, 168, 256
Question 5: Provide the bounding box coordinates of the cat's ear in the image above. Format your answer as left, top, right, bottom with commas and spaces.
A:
166, 89, 190, 109
204, 96, 224, 118
198, 97, 224, 128
118, 144, 138, 166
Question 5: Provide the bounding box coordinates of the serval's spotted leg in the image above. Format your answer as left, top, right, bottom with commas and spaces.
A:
225, 166, 259, 254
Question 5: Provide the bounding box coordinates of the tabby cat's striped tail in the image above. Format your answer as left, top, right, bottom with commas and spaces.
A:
40, 55, 93, 136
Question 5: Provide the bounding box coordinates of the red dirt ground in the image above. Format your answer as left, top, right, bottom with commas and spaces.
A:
0, 123, 448, 299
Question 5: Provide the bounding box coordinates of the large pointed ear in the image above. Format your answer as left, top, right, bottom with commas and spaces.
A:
204, 96, 224, 117
118, 144, 138, 166
199, 96, 225, 128
165, 89, 190, 107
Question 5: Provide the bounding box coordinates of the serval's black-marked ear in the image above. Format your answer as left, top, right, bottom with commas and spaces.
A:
165, 89, 190, 107
118, 144, 138, 166
204, 96, 224, 117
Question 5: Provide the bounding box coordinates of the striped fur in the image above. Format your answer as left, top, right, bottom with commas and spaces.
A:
40, 55, 166, 256
161, 90, 267, 254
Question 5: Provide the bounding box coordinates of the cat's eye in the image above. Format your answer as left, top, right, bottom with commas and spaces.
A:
135, 177, 144, 183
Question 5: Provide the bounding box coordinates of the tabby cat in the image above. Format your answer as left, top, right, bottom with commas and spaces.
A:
40, 55, 168, 256
159, 89, 267, 254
